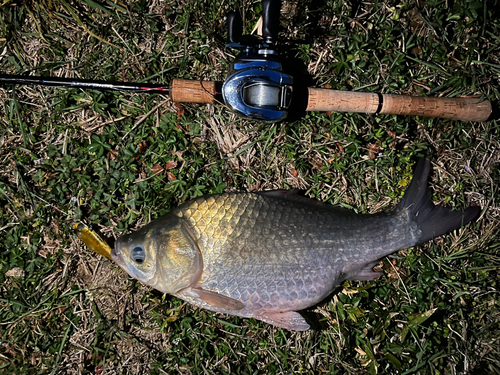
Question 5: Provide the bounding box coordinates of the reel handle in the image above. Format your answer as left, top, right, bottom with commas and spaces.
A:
262, 0, 281, 41
306, 88, 492, 122
227, 10, 243, 44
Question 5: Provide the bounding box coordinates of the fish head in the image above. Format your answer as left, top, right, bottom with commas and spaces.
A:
111, 215, 202, 294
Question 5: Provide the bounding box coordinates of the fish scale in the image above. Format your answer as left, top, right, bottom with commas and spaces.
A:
111, 159, 480, 331
182, 194, 369, 310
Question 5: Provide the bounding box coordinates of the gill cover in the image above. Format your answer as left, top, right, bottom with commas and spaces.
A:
153, 218, 202, 294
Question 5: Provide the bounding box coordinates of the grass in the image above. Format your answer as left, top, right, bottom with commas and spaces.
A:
0, 0, 499, 373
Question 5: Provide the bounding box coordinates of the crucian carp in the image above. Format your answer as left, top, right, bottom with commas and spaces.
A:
111, 159, 479, 331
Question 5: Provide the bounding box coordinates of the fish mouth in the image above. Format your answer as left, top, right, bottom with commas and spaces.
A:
110, 241, 126, 268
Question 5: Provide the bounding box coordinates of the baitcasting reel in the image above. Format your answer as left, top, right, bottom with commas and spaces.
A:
222, 0, 293, 122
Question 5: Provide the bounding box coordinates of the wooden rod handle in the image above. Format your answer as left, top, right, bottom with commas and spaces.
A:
170, 79, 218, 104
306, 88, 492, 121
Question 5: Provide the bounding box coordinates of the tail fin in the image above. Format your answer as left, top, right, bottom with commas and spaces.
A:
397, 159, 480, 245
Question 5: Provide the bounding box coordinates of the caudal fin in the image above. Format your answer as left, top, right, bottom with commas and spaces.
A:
397, 159, 480, 246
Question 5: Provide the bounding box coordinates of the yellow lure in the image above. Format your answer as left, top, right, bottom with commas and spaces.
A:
72, 222, 112, 259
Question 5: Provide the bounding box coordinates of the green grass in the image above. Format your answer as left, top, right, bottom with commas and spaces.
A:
0, 0, 499, 374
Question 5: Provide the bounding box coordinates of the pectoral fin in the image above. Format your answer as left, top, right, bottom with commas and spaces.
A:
191, 287, 245, 311
257, 311, 310, 331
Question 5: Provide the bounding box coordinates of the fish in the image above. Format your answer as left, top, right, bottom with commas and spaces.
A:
111, 159, 479, 331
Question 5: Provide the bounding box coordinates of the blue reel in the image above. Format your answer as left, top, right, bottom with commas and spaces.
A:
221, 1, 293, 122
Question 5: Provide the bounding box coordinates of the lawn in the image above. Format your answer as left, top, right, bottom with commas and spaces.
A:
0, 0, 499, 374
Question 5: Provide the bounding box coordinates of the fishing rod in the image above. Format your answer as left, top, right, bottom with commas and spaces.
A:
0, 73, 223, 104
0, 0, 492, 123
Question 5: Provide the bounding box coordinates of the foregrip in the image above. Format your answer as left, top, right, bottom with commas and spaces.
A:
170, 79, 218, 104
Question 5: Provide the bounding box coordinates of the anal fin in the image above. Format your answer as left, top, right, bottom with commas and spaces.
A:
257, 311, 310, 331
347, 261, 383, 281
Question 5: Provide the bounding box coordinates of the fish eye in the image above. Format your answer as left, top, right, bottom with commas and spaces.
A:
131, 246, 145, 264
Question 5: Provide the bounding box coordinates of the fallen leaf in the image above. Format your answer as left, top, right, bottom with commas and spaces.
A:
368, 143, 382, 160
336, 142, 344, 153
165, 160, 178, 170
107, 149, 119, 160
167, 171, 176, 181
151, 164, 164, 174
174, 103, 185, 119
6, 267, 25, 277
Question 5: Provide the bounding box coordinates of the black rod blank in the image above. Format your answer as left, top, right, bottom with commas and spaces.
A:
0, 74, 170, 94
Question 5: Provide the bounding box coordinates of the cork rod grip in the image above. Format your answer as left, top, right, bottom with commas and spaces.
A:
306, 88, 492, 122
170, 79, 217, 104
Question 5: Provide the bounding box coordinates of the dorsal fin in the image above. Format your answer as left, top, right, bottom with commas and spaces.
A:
255, 189, 355, 214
